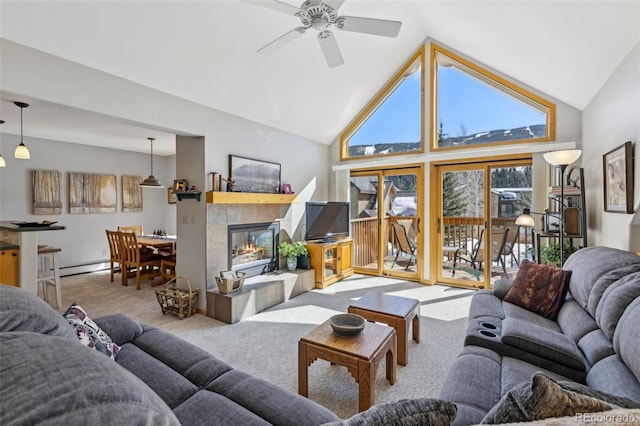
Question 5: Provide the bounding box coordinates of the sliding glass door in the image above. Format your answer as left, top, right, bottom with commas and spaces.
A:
434, 159, 531, 289
350, 166, 422, 281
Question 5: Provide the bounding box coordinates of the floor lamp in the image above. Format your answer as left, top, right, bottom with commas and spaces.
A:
515, 208, 561, 262
542, 149, 582, 266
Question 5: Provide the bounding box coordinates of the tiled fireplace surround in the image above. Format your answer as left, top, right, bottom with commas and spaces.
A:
206, 203, 292, 289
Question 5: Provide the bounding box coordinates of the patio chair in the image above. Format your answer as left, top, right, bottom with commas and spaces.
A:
453, 227, 509, 279
501, 223, 521, 267
390, 223, 417, 271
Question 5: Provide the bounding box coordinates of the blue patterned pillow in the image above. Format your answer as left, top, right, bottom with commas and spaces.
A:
63, 303, 120, 360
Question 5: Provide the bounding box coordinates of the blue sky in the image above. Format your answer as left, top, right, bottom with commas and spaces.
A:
349, 66, 545, 146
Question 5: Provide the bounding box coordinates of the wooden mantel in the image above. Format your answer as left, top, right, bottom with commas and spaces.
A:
206, 191, 298, 204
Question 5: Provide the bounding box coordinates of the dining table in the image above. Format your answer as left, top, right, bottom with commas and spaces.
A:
137, 235, 177, 254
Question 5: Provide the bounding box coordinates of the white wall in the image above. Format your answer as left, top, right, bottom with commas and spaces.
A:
0, 40, 331, 301
582, 42, 640, 251
0, 134, 176, 271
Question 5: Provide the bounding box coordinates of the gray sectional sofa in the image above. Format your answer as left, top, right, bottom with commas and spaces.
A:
440, 246, 640, 425
0, 284, 458, 425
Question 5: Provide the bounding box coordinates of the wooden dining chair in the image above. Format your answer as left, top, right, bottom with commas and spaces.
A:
118, 231, 163, 290
105, 229, 123, 283
118, 225, 144, 236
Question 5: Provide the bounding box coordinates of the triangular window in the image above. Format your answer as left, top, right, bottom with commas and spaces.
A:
432, 44, 555, 150
341, 47, 424, 160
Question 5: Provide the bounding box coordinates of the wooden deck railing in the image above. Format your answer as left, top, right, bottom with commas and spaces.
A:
351, 216, 529, 268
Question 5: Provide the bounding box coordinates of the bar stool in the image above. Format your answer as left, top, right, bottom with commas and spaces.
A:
37, 246, 62, 309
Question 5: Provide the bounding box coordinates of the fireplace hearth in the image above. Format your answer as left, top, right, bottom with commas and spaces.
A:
227, 222, 278, 278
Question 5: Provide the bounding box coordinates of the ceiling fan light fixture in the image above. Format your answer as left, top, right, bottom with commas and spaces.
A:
14, 102, 31, 160
140, 137, 164, 188
249, 0, 401, 67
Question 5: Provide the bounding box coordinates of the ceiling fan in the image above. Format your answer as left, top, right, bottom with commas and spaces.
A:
243, 0, 402, 68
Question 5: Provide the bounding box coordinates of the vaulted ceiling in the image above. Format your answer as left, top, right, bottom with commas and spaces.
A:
1, 1, 638, 156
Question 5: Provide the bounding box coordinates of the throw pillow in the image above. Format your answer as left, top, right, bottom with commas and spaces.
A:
63, 303, 120, 360
321, 398, 457, 426
503, 260, 571, 320
480, 373, 618, 424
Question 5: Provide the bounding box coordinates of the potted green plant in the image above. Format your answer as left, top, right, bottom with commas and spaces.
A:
293, 241, 310, 270
539, 240, 581, 266
278, 241, 308, 271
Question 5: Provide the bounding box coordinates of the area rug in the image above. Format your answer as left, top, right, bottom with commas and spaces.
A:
59, 271, 474, 419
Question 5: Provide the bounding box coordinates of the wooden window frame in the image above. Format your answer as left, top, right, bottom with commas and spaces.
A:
430, 44, 556, 152
340, 46, 425, 161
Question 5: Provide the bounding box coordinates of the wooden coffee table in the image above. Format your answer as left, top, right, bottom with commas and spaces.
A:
298, 320, 396, 412
348, 292, 420, 366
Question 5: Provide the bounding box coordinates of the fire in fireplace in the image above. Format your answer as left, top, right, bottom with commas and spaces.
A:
227, 222, 279, 278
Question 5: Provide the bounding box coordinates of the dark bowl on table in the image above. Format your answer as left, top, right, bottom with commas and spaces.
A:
329, 313, 365, 338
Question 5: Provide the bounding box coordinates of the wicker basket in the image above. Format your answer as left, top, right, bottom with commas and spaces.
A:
155, 276, 199, 320
215, 271, 246, 294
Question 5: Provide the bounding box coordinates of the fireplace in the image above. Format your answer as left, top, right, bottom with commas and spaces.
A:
227, 222, 279, 278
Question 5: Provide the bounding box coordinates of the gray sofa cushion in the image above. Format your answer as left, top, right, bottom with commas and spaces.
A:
439, 345, 503, 425
613, 298, 640, 387
556, 299, 598, 342
94, 313, 144, 345
578, 329, 615, 367
587, 355, 640, 403
206, 368, 340, 425
595, 272, 640, 340
0, 284, 75, 339
501, 318, 586, 370
564, 247, 640, 313
588, 265, 640, 315
0, 331, 180, 426
492, 279, 513, 299
95, 313, 340, 425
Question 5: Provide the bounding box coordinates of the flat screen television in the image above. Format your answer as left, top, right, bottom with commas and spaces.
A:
305, 201, 350, 241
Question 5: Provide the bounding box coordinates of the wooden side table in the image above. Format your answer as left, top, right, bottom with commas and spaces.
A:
348, 292, 420, 366
298, 320, 396, 412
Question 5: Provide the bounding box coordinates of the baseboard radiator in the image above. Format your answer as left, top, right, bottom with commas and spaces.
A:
59, 261, 110, 277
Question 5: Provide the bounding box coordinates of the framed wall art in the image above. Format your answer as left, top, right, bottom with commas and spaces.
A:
122, 175, 143, 212
229, 155, 281, 193
168, 188, 177, 204
603, 141, 634, 213
174, 179, 187, 192
69, 172, 117, 214
32, 169, 62, 215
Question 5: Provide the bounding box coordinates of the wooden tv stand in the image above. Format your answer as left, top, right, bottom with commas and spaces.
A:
305, 238, 353, 288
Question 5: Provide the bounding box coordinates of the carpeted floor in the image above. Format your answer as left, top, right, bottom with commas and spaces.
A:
57, 271, 474, 419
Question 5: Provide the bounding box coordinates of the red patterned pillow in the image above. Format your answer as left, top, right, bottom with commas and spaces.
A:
503, 260, 572, 320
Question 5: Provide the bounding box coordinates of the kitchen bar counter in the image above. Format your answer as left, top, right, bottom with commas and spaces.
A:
0, 221, 66, 294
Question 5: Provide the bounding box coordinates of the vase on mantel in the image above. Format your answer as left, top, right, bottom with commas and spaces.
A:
286, 256, 297, 272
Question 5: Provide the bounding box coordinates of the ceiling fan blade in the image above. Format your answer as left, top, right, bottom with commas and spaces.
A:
258, 27, 307, 55
317, 30, 344, 68
322, 0, 345, 12
336, 16, 402, 37
240, 0, 302, 16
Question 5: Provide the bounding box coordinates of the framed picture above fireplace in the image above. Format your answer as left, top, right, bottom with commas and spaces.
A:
229, 155, 281, 194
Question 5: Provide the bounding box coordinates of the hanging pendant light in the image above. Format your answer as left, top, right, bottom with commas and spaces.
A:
14, 102, 31, 160
0, 120, 6, 167
140, 137, 164, 188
